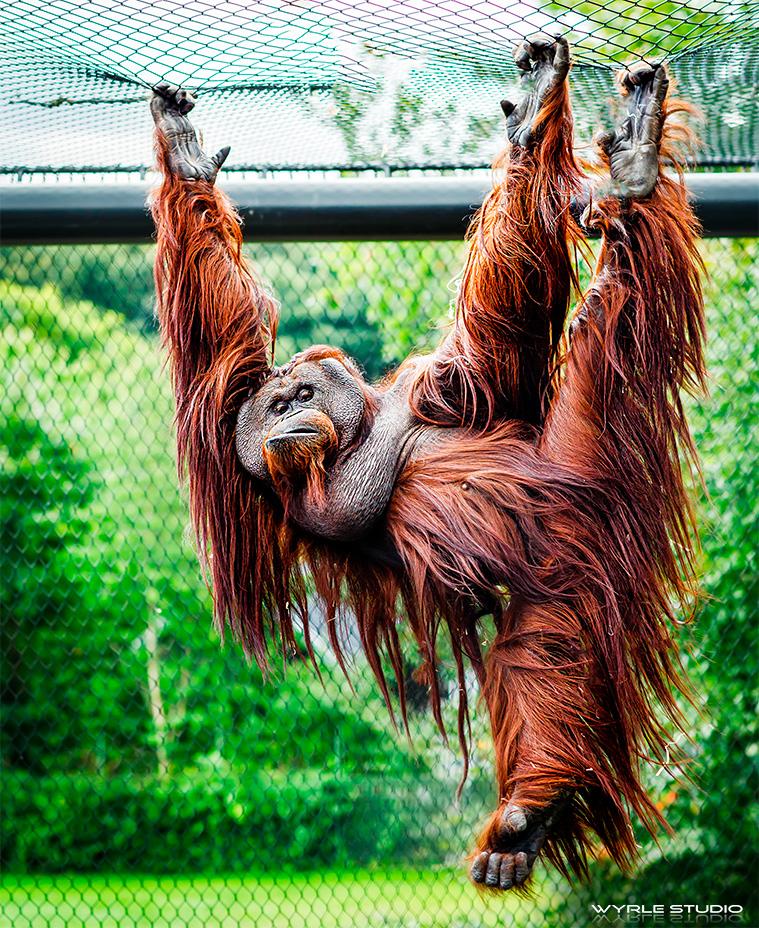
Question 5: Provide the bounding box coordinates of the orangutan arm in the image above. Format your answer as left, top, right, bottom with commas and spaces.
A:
150, 85, 278, 647
409, 36, 583, 428
150, 84, 277, 453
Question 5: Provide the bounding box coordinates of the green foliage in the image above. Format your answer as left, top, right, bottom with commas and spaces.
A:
1, 769, 420, 873
0, 247, 155, 327
0, 285, 152, 777
0, 241, 455, 382
0, 237, 756, 904
0, 272, 436, 873
261, 240, 453, 378
1, 416, 95, 772
543, 0, 746, 62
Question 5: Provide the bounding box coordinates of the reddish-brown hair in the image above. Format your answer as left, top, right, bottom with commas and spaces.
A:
152, 131, 279, 666
151, 80, 706, 881
408, 75, 586, 428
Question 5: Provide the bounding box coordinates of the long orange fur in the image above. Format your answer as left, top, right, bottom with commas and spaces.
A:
151, 75, 705, 882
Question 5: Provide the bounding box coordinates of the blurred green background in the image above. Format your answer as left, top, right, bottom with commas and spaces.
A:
0, 238, 756, 927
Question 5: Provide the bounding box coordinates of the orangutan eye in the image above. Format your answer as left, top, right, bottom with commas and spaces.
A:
272, 400, 289, 415
297, 386, 314, 402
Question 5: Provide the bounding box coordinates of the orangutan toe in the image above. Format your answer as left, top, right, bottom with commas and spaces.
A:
500, 853, 516, 888
485, 851, 503, 886
514, 850, 531, 884
470, 847, 536, 890
469, 802, 551, 891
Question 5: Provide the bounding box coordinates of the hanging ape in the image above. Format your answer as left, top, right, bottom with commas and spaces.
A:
150, 35, 705, 891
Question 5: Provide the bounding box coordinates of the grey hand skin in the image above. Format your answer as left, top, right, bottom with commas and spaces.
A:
151, 83, 230, 182
598, 62, 669, 200
501, 34, 570, 147
568, 63, 669, 225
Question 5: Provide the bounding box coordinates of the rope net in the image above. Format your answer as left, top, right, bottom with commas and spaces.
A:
1, 0, 757, 175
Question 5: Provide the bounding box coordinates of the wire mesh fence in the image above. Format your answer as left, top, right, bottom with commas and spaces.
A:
1, 0, 758, 174
0, 235, 756, 927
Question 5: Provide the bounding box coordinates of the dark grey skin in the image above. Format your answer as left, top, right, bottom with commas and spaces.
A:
151, 38, 669, 886
470, 795, 569, 890
151, 83, 230, 182
599, 61, 669, 199
502, 34, 571, 146
235, 358, 428, 540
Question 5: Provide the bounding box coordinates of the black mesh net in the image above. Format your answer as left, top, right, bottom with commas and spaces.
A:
1, 0, 757, 174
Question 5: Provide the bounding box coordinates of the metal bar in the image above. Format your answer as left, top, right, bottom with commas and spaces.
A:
3, 156, 756, 177
1, 173, 756, 244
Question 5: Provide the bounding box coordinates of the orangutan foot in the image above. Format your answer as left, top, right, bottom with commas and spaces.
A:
596, 62, 669, 199
470, 799, 566, 891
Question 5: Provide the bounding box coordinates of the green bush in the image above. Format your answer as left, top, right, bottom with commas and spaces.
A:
1, 769, 421, 873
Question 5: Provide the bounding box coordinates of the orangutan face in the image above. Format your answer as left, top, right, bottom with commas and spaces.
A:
235, 354, 369, 494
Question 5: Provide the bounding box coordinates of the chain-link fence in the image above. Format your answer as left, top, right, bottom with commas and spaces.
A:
0, 235, 756, 927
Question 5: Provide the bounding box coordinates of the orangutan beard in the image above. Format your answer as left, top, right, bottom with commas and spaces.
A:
262, 418, 338, 513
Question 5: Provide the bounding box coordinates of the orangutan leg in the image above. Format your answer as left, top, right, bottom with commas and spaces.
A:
469, 598, 584, 890
472, 62, 705, 891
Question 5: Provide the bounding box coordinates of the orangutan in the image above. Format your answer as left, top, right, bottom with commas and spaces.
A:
150, 35, 704, 890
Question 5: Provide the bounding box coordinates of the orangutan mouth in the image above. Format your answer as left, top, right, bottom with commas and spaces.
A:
266, 426, 321, 444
